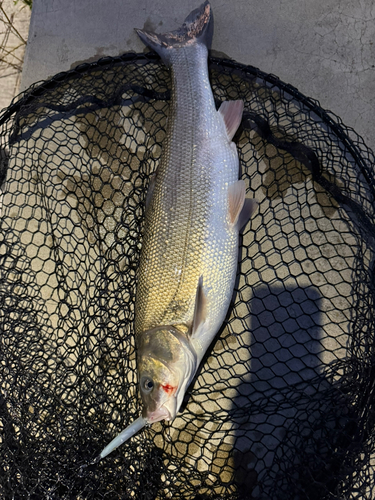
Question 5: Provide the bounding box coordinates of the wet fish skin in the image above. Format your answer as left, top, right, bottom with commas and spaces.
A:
134, 1, 257, 424
97, 2, 257, 459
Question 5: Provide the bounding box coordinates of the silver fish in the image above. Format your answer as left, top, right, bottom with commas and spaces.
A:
99, 1, 257, 460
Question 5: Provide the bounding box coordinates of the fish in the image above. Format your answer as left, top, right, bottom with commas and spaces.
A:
98, 1, 257, 460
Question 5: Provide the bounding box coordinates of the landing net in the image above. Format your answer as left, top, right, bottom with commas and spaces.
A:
1, 52, 374, 499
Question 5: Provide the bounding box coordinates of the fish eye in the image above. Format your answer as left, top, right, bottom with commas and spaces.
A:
141, 377, 154, 394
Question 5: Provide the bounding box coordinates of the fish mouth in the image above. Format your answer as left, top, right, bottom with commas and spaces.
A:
145, 405, 171, 423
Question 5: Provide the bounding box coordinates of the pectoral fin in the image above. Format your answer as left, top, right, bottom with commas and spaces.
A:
218, 100, 244, 140
228, 180, 258, 231
191, 276, 207, 339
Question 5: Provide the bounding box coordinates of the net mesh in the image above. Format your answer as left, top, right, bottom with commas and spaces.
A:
1, 52, 375, 499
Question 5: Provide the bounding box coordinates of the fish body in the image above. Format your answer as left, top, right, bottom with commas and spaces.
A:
98, 1, 257, 459
134, 1, 257, 424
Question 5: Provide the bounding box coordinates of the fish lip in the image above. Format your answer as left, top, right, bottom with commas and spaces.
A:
145, 405, 172, 424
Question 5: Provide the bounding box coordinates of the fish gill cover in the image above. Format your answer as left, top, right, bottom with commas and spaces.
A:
0, 52, 375, 499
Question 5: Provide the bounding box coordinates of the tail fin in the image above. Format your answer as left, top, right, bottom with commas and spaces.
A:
135, 1, 213, 65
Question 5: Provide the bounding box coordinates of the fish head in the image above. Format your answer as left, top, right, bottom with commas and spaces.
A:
138, 354, 178, 423
137, 326, 197, 424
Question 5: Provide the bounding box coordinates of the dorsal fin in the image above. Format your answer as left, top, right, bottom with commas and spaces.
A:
218, 100, 244, 140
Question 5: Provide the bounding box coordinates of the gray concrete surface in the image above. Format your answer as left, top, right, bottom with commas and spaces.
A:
0, 0, 31, 111
20, 0, 375, 153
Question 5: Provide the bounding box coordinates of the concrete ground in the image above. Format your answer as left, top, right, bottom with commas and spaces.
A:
20, 0, 375, 153
0, 0, 31, 111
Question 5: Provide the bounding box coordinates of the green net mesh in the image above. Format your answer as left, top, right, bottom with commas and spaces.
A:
1, 52, 375, 499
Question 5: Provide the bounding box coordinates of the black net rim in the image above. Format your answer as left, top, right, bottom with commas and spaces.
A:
1, 51, 374, 180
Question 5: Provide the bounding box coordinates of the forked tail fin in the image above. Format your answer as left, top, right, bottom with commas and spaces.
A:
135, 1, 213, 65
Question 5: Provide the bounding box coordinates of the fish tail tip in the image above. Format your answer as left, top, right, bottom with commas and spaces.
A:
135, 2, 213, 63
134, 27, 157, 47
184, 1, 212, 27
180, 1, 213, 49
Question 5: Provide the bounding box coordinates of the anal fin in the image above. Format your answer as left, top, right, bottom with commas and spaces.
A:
218, 100, 244, 140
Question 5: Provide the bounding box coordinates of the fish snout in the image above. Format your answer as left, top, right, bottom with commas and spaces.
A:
144, 405, 171, 423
